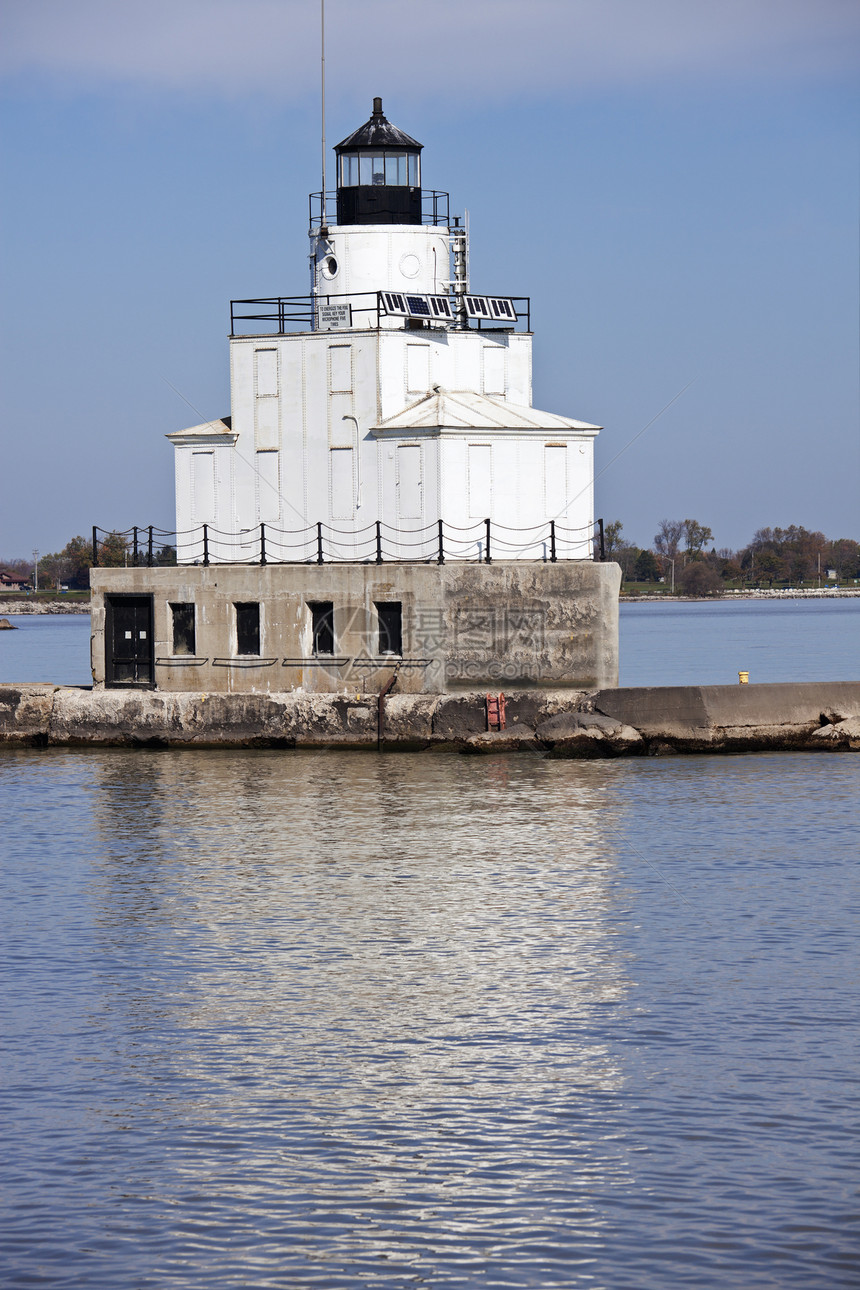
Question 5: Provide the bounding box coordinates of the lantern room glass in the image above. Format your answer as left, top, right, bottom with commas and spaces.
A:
339, 151, 420, 188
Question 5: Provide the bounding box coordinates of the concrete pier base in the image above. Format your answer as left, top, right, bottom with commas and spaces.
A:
1, 682, 859, 753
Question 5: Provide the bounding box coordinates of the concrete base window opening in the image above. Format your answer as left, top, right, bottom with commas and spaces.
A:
376, 602, 402, 655
170, 603, 196, 656
235, 603, 261, 656
310, 602, 335, 657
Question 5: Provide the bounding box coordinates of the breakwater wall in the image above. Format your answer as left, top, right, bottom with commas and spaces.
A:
0, 601, 89, 615
2, 682, 859, 754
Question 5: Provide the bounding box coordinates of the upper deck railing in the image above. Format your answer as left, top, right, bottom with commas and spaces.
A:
91, 519, 605, 567
230, 290, 531, 337
308, 189, 450, 231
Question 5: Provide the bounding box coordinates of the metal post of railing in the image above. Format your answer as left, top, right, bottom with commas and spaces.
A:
203, 524, 209, 567
598, 517, 605, 562
260, 523, 267, 566
317, 522, 324, 564
437, 519, 445, 565
133, 526, 139, 566
485, 517, 492, 564
147, 526, 153, 566
92, 526, 98, 568
550, 520, 557, 563
376, 521, 383, 564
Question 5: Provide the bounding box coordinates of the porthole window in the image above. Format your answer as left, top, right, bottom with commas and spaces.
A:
322, 255, 339, 279
399, 253, 420, 279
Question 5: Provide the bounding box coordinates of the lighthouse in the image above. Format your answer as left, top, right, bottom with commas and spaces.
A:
168, 98, 600, 563
91, 101, 620, 694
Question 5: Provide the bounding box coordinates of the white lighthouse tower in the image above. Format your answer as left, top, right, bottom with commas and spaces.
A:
90, 100, 619, 697
168, 98, 600, 563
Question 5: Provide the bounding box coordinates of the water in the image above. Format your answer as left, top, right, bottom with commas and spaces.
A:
1, 748, 858, 1288
2, 603, 859, 1286
0, 613, 92, 687
1, 598, 858, 689
620, 598, 860, 687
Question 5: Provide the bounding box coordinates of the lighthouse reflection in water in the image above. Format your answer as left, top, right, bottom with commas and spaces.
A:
3, 747, 859, 1288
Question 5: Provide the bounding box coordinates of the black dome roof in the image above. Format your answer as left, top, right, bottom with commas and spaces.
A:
335, 98, 421, 152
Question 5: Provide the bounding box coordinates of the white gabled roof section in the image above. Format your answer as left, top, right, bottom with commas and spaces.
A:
372, 388, 601, 435
166, 416, 237, 446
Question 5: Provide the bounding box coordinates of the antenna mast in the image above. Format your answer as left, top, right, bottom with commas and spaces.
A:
320, 0, 327, 234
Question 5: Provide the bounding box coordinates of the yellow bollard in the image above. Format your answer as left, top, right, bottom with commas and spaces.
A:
738, 671, 749, 685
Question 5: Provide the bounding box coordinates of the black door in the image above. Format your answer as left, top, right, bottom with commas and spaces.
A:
106, 595, 154, 686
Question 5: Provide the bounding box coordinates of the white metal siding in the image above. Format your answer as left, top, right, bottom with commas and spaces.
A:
396, 445, 422, 520
254, 348, 278, 397
255, 396, 279, 450
328, 345, 352, 392
468, 445, 492, 517
257, 450, 280, 522
330, 447, 354, 520
544, 445, 568, 517
483, 345, 505, 396
191, 451, 216, 522
406, 345, 430, 394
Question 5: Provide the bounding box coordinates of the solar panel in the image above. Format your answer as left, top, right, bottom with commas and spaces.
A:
465, 295, 491, 318
489, 297, 517, 321
465, 295, 517, 323
380, 291, 454, 322
429, 296, 453, 319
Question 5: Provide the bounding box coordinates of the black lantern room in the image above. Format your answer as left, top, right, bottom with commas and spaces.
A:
335, 98, 422, 226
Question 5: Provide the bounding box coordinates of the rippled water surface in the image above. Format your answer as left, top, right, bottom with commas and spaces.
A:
2, 748, 858, 1288
0, 613, 92, 686
619, 597, 860, 686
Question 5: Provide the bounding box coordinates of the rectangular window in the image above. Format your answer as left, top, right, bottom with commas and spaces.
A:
544, 445, 568, 516
396, 444, 422, 520
360, 153, 386, 186
309, 602, 334, 656
255, 348, 278, 397
255, 396, 279, 450
483, 346, 505, 395
191, 451, 216, 522
406, 345, 430, 393
330, 447, 354, 520
468, 444, 492, 518
341, 154, 359, 186
408, 154, 419, 186
257, 450, 280, 522
385, 153, 406, 185
376, 602, 402, 656
329, 345, 352, 393
170, 603, 196, 656
235, 602, 260, 656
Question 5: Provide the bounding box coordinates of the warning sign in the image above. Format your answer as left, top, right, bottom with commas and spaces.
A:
317, 302, 352, 331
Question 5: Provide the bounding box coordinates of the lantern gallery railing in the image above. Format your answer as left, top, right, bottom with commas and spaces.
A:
308, 188, 450, 230
92, 519, 606, 567
229, 290, 531, 336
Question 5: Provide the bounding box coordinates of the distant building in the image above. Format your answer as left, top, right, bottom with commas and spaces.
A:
91, 99, 619, 692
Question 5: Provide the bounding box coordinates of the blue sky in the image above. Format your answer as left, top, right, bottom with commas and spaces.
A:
1, 0, 858, 556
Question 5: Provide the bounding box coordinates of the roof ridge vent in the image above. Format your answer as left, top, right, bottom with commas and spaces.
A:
372, 96, 384, 117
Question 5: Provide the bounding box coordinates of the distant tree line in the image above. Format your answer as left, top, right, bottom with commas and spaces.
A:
2, 534, 177, 591
604, 520, 860, 594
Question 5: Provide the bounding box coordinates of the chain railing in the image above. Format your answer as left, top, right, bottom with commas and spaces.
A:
91, 519, 606, 568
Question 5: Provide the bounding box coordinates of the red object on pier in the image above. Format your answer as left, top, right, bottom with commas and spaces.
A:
486, 693, 506, 731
